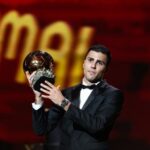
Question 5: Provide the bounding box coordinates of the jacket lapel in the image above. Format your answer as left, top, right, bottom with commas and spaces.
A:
70, 84, 81, 107
82, 80, 106, 110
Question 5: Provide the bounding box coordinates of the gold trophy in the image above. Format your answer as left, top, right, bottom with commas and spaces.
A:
23, 50, 55, 92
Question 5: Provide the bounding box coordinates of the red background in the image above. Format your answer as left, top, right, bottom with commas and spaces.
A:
0, 0, 150, 149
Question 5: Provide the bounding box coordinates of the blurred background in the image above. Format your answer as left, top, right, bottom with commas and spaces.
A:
0, 0, 150, 149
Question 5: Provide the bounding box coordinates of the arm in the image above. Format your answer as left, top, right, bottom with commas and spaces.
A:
32, 104, 64, 135
25, 71, 64, 135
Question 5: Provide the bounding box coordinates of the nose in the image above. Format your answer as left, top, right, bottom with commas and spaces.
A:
91, 61, 96, 69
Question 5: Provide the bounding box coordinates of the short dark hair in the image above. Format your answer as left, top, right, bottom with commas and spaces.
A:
87, 44, 111, 66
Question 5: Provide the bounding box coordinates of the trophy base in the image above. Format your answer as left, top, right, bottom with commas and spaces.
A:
33, 76, 55, 92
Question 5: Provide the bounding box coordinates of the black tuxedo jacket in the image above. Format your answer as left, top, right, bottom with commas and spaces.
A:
32, 80, 124, 150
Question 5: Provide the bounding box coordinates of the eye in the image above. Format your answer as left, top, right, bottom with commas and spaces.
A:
87, 57, 94, 62
97, 61, 106, 66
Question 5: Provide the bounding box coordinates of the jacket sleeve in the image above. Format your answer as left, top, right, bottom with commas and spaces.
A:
64, 90, 124, 134
32, 104, 64, 135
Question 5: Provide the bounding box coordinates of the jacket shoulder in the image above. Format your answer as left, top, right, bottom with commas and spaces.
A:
101, 81, 124, 103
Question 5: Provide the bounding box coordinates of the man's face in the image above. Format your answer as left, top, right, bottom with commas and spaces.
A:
83, 50, 107, 83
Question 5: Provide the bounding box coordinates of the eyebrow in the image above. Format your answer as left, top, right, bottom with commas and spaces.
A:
87, 57, 106, 65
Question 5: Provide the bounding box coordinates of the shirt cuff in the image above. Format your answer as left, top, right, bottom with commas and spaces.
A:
32, 101, 43, 110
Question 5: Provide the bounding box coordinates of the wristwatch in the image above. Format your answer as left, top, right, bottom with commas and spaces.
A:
60, 98, 69, 108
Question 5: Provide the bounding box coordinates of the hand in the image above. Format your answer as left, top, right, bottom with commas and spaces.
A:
40, 81, 65, 106
25, 71, 42, 104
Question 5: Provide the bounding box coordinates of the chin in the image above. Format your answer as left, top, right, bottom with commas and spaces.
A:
87, 78, 97, 83
88, 77, 101, 83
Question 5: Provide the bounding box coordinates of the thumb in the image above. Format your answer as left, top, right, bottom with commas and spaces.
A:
56, 85, 61, 90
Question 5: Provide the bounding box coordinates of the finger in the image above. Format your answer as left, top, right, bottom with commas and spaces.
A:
30, 71, 36, 79
41, 94, 50, 99
25, 71, 30, 80
40, 87, 50, 95
25, 71, 33, 86
56, 85, 60, 89
25, 71, 36, 82
45, 80, 55, 88
28, 71, 37, 85
25, 71, 30, 76
33, 89, 41, 95
40, 83, 51, 90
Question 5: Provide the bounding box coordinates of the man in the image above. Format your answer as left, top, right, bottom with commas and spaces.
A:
26, 44, 124, 150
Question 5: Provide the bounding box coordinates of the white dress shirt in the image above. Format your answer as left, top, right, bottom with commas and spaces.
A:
32, 101, 43, 110
79, 88, 93, 109
79, 80, 100, 109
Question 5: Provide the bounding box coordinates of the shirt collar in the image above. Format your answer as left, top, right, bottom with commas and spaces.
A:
82, 79, 100, 86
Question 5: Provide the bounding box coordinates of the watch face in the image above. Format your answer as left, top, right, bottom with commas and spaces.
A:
23, 50, 55, 91
61, 99, 69, 108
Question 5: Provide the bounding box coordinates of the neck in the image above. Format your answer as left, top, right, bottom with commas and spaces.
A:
83, 77, 101, 86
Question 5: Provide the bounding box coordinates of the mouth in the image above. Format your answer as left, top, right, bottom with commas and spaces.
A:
88, 71, 96, 75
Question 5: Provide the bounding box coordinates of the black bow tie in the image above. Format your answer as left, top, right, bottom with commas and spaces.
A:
81, 84, 96, 89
